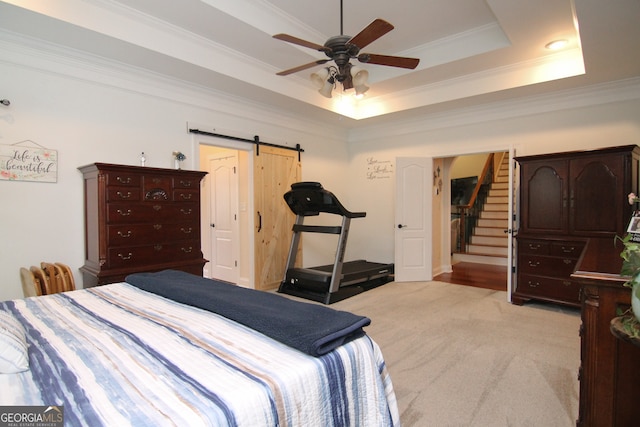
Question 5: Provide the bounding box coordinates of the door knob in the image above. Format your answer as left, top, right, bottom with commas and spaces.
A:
398, 224, 407, 229
210, 223, 215, 228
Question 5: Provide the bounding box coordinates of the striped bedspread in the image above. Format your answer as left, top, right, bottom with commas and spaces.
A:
0, 283, 400, 426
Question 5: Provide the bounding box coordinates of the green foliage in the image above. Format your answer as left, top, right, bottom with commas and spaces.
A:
617, 234, 640, 287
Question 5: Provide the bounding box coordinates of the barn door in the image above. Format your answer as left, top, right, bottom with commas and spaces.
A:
253, 146, 301, 290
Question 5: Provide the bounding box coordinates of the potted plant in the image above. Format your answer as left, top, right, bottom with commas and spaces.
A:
616, 193, 640, 338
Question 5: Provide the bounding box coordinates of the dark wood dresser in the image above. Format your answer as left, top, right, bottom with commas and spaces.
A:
79, 163, 207, 287
572, 242, 640, 427
514, 145, 640, 307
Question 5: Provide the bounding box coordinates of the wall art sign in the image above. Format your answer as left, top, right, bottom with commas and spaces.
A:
0, 140, 58, 183
366, 156, 394, 180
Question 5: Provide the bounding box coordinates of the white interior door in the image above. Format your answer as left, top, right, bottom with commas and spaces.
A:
208, 154, 239, 283
395, 157, 432, 282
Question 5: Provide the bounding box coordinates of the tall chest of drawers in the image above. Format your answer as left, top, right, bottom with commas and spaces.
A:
79, 163, 207, 287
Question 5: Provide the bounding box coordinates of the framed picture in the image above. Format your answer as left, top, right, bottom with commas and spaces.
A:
627, 212, 640, 242
628, 214, 640, 233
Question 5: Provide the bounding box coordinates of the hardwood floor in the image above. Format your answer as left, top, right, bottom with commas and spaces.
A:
434, 262, 507, 291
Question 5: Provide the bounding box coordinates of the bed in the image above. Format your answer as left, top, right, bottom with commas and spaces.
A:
0, 270, 399, 426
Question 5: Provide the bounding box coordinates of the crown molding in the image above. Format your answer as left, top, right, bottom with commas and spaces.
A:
0, 29, 346, 144
348, 76, 640, 143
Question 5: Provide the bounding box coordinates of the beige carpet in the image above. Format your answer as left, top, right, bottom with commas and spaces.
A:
330, 281, 581, 427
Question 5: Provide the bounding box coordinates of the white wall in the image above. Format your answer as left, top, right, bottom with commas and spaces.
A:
450, 153, 490, 180
0, 39, 348, 301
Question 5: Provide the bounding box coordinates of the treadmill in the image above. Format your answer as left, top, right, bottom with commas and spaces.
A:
278, 182, 394, 304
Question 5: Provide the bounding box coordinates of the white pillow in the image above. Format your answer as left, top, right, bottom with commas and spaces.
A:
0, 311, 29, 373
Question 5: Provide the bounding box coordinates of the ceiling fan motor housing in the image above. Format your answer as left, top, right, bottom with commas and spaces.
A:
324, 35, 360, 81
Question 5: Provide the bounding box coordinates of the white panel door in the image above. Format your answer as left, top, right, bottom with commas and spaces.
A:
208, 154, 239, 283
395, 157, 432, 282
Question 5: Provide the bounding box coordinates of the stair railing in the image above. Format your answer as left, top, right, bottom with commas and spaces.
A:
455, 153, 495, 253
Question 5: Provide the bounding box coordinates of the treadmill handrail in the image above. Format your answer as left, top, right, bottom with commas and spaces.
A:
283, 182, 366, 218
292, 224, 342, 234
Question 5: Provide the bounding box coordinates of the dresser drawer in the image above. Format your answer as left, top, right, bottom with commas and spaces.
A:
107, 222, 200, 246
174, 189, 200, 202
105, 172, 141, 187
517, 274, 581, 304
143, 176, 172, 201
518, 239, 550, 255
106, 187, 141, 202
518, 254, 579, 276
550, 241, 584, 258
107, 203, 199, 223
174, 176, 201, 189
107, 240, 201, 268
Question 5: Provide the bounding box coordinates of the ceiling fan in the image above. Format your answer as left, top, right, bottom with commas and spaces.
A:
272, 0, 420, 95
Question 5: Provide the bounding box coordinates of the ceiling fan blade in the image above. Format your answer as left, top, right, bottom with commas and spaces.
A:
359, 53, 420, 69
273, 34, 331, 53
276, 59, 330, 76
347, 19, 394, 49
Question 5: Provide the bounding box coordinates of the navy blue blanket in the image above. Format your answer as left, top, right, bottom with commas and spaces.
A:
125, 270, 371, 356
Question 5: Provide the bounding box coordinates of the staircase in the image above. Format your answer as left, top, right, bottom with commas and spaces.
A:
458, 155, 510, 265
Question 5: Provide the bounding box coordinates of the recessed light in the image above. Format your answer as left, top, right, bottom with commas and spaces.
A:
545, 39, 569, 50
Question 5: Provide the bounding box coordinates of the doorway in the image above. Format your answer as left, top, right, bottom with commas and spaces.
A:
196, 134, 301, 291
206, 152, 239, 284
428, 150, 516, 296
199, 140, 253, 288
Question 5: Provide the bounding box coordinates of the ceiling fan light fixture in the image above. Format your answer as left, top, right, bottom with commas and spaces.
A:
354, 83, 369, 96
350, 66, 368, 86
310, 67, 330, 89
318, 78, 335, 98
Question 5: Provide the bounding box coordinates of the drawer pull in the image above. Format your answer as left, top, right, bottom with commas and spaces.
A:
153, 224, 162, 230
561, 246, 575, 253
117, 230, 132, 238
528, 243, 542, 250
180, 193, 193, 200
179, 180, 192, 187
116, 176, 132, 184
117, 209, 132, 216
528, 261, 540, 268
154, 245, 163, 251
153, 205, 162, 211
527, 281, 540, 288
116, 191, 132, 199
181, 247, 193, 253
563, 259, 573, 265
180, 208, 193, 215
181, 227, 193, 234
563, 281, 572, 286
118, 252, 132, 260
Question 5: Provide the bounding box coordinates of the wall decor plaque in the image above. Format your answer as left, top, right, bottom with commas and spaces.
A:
0, 140, 58, 182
